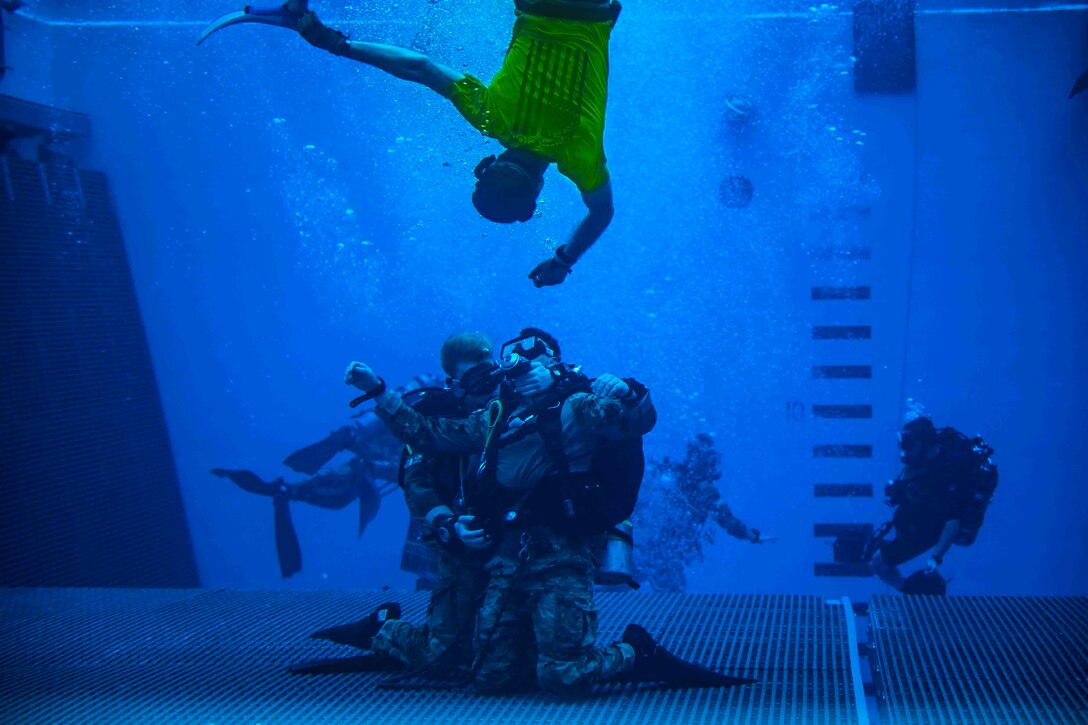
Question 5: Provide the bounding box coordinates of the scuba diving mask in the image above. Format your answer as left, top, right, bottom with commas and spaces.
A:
455, 361, 503, 398
455, 352, 544, 398
500, 334, 557, 362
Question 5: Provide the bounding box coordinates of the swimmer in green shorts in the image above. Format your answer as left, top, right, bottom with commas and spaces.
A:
199, 0, 621, 287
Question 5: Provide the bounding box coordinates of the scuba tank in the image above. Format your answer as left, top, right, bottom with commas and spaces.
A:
953, 436, 998, 546
592, 520, 639, 589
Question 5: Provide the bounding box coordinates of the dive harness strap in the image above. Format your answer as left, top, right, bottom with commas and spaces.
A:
537, 403, 578, 522
514, 0, 622, 24
350, 377, 387, 408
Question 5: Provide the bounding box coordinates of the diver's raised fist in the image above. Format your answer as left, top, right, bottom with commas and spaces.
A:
344, 361, 382, 393
591, 373, 630, 399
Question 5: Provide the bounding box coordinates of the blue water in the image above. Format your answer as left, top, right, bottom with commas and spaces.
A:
6, 0, 1087, 598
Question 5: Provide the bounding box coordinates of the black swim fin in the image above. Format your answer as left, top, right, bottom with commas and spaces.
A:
900, 569, 947, 596
1071, 69, 1088, 99
310, 603, 402, 650
283, 426, 354, 475
615, 624, 757, 688
197, 2, 307, 45
211, 468, 280, 497
273, 489, 303, 579
288, 652, 405, 675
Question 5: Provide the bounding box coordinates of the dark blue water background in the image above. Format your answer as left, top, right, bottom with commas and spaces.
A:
6, 0, 1087, 598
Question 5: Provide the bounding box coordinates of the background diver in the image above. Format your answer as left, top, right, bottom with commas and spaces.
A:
634, 433, 778, 593
199, 0, 620, 288
211, 374, 437, 578
864, 415, 998, 596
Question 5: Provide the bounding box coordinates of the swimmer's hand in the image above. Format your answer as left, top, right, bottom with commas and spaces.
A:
529, 256, 571, 288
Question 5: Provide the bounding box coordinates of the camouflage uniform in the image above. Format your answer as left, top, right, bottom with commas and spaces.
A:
374, 383, 656, 695
284, 417, 402, 523
472, 526, 630, 695
288, 459, 380, 511
371, 445, 489, 675
372, 541, 489, 673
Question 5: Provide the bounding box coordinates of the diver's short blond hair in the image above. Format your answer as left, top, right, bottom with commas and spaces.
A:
440, 332, 493, 377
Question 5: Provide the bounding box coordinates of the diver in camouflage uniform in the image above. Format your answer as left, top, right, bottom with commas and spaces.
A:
345, 330, 655, 695
307, 333, 496, 679
211, 400, 418, 577
367, 333, 497, 676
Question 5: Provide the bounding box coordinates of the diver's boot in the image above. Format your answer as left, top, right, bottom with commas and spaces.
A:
197, 1, 307, 45
310, 602, 401, 650
616, 624, 757, 688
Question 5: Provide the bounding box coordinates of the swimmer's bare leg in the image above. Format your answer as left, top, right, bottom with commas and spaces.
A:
297, 11, 464, 96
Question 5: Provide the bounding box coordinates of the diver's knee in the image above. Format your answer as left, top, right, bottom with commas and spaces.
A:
473, 667, 523, 695
537, 663, 590, 698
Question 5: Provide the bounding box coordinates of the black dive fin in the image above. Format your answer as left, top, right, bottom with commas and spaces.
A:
1071, 69, 1088, 99
287, 652, 405, 675
283, 427, 351, 475
617, 625, 757, 688
273, 491, 302, 578
357, 474, 382, 537
211, 468, 278, 497
310, 603, 402, 650
310, 620, 378, 650
196, 3, 304, 45
618, 650, 757, 688
900, 569, 947, 596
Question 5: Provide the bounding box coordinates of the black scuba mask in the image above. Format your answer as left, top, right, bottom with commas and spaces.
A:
458, 361, 502, 398
500, 334, 556, 362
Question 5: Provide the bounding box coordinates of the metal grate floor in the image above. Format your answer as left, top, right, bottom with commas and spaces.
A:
868, 595, 1088, 725
0, 589, 861, 724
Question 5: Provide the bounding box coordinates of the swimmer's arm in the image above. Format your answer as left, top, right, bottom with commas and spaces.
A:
564, 181, 614, 261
